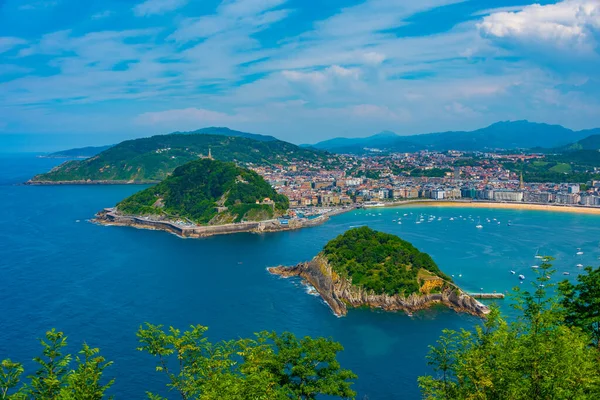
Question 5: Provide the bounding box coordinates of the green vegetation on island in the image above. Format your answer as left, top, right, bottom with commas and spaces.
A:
31, 133, 338, 183
419, 261, 600, 399
0, 325, 356, 400
322, 227, 451, 296
117, 158, 288, 224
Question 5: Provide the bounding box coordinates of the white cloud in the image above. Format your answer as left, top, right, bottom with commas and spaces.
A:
169, 0, 291, 42
92, 10, 114, 20
0, 37, 27, 54
19, 1, 58, 11
478, 1, 600, 57
133, 0, 188, 17
134, 107, 248, 131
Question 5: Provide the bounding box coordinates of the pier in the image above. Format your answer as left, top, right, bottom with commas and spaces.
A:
468, 293, 505, 299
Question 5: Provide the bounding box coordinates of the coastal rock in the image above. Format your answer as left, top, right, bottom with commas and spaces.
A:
268, 256, 489, 318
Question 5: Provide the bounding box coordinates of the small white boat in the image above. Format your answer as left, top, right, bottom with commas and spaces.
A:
563, 272, 570, 275
519, 274, 525, 280
510, 270, 516, 274
449, 217, 454, 221
576, 251, 584, 255
476, 224, 483, 229
531, 265, 539, 269
398, 221, 402, 225
576, 264, 583, 268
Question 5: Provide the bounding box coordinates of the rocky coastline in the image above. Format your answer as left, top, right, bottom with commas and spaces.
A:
93, 208, 344, 239
268, 256, 490, 318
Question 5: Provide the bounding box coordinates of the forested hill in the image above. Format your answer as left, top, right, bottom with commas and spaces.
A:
321, 227, 451, 296
117, 158, 289, 224
30, 133, 338, 183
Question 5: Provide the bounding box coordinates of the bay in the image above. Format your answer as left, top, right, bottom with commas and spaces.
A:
1, 154, 599, 399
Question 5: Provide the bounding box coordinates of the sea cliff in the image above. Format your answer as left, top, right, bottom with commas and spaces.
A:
268, 255, 490, 317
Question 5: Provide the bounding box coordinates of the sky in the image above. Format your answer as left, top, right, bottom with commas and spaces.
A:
1, 0, 600, 149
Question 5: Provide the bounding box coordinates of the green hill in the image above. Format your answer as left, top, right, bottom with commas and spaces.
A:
117, 158, 288, 224
322, 227, 451, 296
560, 134, 600, 151
30, 133, 337, 183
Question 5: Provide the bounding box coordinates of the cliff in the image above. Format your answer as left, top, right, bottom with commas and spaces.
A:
268, 256, 490, 318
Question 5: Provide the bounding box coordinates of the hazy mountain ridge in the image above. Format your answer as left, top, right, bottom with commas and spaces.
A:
309, 121, 597, 153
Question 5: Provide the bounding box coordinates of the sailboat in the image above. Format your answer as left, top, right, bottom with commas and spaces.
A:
534, 248, 543, 259
576, 248, 584, 255
476, 218, 483, 229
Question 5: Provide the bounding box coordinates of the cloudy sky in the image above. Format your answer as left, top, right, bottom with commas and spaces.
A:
1, 0, 600, 147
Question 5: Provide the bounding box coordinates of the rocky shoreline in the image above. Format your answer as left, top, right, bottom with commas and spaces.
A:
268, 256, 490, 318
93, 208, 347, 239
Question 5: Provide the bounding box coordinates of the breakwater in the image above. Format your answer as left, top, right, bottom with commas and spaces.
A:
94, 208, 344, 238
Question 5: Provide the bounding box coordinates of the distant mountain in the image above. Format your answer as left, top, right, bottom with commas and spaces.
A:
310, 121, 595, 153
181, 127, 277, 142
30, 133, 337, 184
41, 145, 113, 158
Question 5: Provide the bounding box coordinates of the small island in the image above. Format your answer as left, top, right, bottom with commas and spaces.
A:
94, 158, 335, 237
269, 227, 490, 317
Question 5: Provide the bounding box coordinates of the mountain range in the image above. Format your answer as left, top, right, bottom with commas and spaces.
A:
306, 121, 600, 154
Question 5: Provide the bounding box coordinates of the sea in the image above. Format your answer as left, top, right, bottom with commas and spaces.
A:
2, 153, 600, 399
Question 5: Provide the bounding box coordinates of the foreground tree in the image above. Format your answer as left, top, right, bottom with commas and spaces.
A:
136, 324, 356, 399
418, 259, 600, 399
559, 266, 600, 348
0, 329, 113, 400
2, 326, 355, 399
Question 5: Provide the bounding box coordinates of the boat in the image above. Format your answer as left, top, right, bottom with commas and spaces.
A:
476, 218, 483, 229
576, 264, 583, 268
449, 217, 454, 221
534, 248, 543, 259
576, 251, 584, 255
510, 270, 516, 274
518, 274, 525, 280
507, 221, 512, 226
563, 272, 570, 275
531, 265, 539, 269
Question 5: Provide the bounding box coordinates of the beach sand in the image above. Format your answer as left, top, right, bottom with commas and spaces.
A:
382, 200, 600, 215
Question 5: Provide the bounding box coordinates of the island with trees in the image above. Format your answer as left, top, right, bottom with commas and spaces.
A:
94, 158, 331, 238
269, 227, 489, 317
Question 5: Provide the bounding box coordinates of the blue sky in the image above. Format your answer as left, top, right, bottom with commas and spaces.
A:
1, 0, 600, 148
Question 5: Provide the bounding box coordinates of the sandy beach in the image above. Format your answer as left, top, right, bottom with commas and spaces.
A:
379, 200, 600, 215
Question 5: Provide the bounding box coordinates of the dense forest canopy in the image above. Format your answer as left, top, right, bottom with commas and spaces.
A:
322, 227, 451, 296
117, 159, 289, 224
32, 133, 338, 183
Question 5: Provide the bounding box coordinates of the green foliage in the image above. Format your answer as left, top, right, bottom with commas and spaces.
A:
560, 266, 600, 348
419, 259, 600, 399
0, 329, 113, 400
117, 159, 288, 224
32, 134, 338, 183
136, 323, 356, 400
503, 151, 600, 183
322, 227, 450, 296
2, 325, 355, 400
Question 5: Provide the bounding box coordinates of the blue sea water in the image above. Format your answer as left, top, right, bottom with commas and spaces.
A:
2, 154, 600, 399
